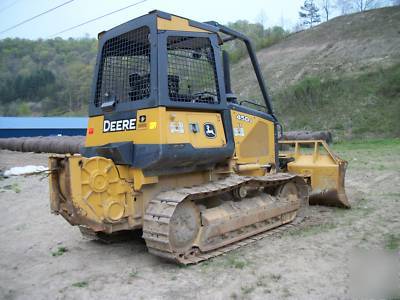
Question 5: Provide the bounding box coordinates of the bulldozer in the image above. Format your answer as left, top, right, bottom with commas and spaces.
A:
48, 10, 350, 264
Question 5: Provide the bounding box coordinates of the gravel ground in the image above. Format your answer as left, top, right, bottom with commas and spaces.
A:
0, 142, 399, 300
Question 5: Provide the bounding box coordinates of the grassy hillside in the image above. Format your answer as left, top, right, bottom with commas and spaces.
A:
275, 63, 400, 139
0, 38, 97, 116
0, 7, 398, 139
0, 21, 287, 118
232, 6, 400, 139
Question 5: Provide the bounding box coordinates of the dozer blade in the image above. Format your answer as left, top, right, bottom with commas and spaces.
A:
279, 140, 350, 208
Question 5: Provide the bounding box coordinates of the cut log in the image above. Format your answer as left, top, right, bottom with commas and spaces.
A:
280, 131, 332, 144
0, 136, 85, 154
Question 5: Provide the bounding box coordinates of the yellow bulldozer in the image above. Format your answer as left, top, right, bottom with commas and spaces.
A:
48, 10, 350, 264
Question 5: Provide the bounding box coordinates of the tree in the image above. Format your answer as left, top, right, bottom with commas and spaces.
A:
223, 20, 288, 62
336, 0, 391, 15
293, 21, 305, 32
335, 0, 355, 14
0, 38, 97, 116
256, 9, 268, 29
354, 0, 379, 11
319, 0, 332, 21
299, 0, 322, 28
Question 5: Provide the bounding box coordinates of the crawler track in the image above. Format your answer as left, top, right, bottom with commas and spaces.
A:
142, 174, 308, 265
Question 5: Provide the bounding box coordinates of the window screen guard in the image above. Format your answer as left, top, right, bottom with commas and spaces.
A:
167, 36, 220, 105
95, 26, 151, 107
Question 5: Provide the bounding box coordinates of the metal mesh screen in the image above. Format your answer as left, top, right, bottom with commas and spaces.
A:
167, 36, 220, 104
95, 26, 150, 107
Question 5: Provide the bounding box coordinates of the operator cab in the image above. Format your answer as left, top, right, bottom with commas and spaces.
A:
90, 10, 277, 124
84, 10, 279, 173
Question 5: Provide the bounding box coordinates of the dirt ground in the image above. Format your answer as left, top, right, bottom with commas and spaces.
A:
0, 141, 399, 300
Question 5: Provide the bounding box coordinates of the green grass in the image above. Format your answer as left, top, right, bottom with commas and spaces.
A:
71, 281, 88, 288
382, 193, 400, 198
224, 254, 249, 269
288, 223, 337, 237
241, 285, 255, 295
273, 64, 400, 140
177, 263, 188, 269
1, 183, 21, 193
206, 252, 250, 270
200, 251, 251, 271
282, 287, 292, 298
129, 269, 138, 278
329, 138, 400, 172
385, 234, 400, 251
15, 224, 27, 231
270, 274, 282, 282
256, 278, 267, 287
332, 138, 400, 151
52, 246, 68, 257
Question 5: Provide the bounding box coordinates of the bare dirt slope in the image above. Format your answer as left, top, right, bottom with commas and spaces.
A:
1, 141, 399, 299
232, 6, 400, 95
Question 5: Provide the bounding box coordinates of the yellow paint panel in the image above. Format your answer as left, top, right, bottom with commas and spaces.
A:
157, 16, 209, 33
230, 110, 275, 165
85, 107, 166, 147
283, 141, 341, 191
85, 107, 225, 149
279, 140, 350, 208
165, 111, 226, 148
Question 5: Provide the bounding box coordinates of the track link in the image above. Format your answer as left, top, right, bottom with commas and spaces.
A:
143, 173, 308, 265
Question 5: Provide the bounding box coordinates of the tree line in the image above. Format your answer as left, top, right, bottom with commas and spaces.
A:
0, 38, 97, 116
0, 1, 397, 116
299, 0, 398, 28
0, 22, 289, 116
223, 21, 289, 63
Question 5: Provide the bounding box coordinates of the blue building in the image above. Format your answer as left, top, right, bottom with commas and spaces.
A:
0, 117, 88, 138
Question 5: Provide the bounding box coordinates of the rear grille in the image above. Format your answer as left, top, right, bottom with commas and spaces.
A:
94, 26, 150, 107
167, 36, 220, 104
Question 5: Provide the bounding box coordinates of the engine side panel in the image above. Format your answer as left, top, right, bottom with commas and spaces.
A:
230, 109, 276, 166
82, 107, 233, 176
85, 107, 227, 148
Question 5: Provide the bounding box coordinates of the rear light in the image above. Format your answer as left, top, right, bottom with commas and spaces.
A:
88, 128, 94, 135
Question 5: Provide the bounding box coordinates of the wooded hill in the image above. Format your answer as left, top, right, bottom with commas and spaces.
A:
0, 21, 287, 117
0, 38, 97, 116
0, 6, 399, 139
232, 6, 400, 139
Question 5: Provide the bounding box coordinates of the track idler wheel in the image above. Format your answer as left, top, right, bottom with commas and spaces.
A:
275, 181, 299, 202
169, 200, 201, 253
275, 179, 309, 223
233, 185, 248, 200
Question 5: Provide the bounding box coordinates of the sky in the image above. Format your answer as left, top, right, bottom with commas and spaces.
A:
0, 0, 306, 39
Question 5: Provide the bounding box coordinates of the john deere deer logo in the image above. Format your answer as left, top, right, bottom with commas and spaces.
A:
204, 123, 216, 139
